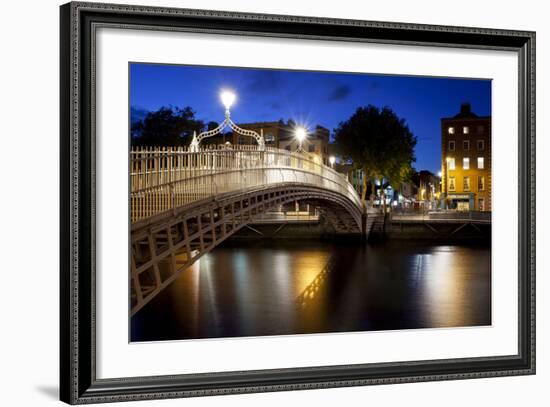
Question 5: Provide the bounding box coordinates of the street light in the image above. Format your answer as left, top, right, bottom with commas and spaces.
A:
190, 89, 265, 151
220, 90, 236, 113
295, 126, 307, 152
329, 155, 336, 168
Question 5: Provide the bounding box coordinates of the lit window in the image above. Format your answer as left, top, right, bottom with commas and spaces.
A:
463, 126, 469, 134
463, 140, 470, 150
477, 157, 484, 169
463, 157, 470, 170
464, 176, 471, 191
448, 158, 455, 170
448, 177, 456, 191
477, 140, 485, 150
448, 127, 455, 134
478, 176, 485, 191
448, 140, 455, 151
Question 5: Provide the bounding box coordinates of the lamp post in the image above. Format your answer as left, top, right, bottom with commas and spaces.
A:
444, 157, 451, 209
220, 90, 236, 116
294, 126, 307, 153
329, 155, 336, 168
436, 171, 442, 209
190, 89, 265, 151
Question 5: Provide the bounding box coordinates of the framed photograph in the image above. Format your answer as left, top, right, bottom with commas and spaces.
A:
60, 1, 535, 404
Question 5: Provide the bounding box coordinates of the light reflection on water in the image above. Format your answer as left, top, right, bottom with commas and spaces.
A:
131, 240, 491, 342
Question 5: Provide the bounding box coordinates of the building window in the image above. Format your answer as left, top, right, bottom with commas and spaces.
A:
477, 125, 484, 134
308, 144, 315, 153
285, 145, 291, 151
238, 136, 245, 145
265, 133, 275, 144
463, 140, 470, 150
448, 127, 455, 134
448, 177, 456, 191
463, 126, 469, 134
448, 157, 455, 170
463, 157, 470, 170
464, 176, 471, 191
448, 140, 455, 151
478, 176, 485, 191
477, 157, 484, 169
477, 140, 485, 150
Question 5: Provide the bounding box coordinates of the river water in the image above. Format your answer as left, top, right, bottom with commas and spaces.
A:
131, 240, 491, 342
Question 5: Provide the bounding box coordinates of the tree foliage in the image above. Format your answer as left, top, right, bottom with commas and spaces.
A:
131, 106, 206, 147
333, 105, 417, 204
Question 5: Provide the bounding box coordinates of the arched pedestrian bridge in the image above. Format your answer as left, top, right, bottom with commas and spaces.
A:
130, 145, 382, 315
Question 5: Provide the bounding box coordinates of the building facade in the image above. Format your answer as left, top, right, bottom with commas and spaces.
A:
334, 163, 364, 197
441, 103, 491, 211
278, 125, 330, 165
415, 170, 441, 210
229, 121, 290, 148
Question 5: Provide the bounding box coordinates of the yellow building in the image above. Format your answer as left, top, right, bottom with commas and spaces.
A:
441, 103, 491, 211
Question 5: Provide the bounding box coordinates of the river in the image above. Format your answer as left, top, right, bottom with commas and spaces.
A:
131, 239, 491, 342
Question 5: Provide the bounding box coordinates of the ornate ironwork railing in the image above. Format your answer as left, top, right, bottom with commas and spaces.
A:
130, 145, 362, 223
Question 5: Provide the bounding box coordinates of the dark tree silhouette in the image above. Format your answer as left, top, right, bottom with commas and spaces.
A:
131, 106, 206, 147
333, 105, 417, 208
206, 121, 220, 132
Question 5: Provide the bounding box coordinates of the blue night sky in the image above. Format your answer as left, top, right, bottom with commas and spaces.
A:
130, 63, 491, 173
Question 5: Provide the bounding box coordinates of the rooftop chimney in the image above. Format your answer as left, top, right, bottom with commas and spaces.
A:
460, 103, 471, 115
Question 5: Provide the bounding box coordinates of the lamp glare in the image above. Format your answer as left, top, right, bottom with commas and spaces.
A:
220, 90, 236, 109
295, 127, 307, 142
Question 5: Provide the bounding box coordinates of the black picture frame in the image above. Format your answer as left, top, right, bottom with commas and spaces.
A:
60, 1, 536, 404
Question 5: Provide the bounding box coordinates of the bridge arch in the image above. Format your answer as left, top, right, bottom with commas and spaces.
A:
129, 145, 378, 315
130, 183, 365, 315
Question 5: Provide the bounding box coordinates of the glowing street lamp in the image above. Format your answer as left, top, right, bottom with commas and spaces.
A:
220, 90, 236, 114
190, 89, 265, 151
329, 155, 336, 168
295, 126, 307, 152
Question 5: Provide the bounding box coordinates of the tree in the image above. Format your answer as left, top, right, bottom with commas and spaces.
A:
132, 106, 206, 147
333, 105, 417, 210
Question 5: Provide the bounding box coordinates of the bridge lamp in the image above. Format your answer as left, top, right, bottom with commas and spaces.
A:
220, 90, 236, 112
295, 126, 307, 152
329, 155, 336, 168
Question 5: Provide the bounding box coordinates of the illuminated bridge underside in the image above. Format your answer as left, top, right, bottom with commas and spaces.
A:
130, 183, 370, 316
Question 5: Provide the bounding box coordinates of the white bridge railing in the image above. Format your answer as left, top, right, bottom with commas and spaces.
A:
130, 145, 362, 223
